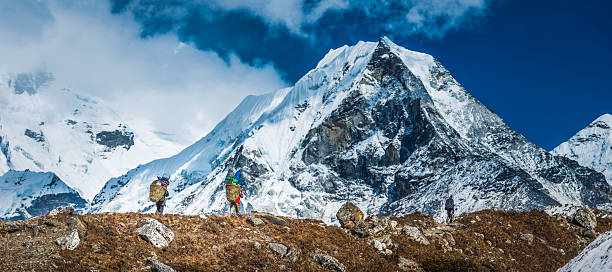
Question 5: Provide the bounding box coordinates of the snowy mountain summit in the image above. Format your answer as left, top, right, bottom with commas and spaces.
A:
553, 114, 612, 185
91, 38, 611, 222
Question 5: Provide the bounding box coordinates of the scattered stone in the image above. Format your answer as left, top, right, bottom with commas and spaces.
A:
372, 239, 386, 252
259, 213, 289, 227
22, 241, 32, 249
56, 229, 80, 250
398, 257, 424, 272
520, 233, 534, 244
401, 226, 430, 245
549, 246, 565, 255
474, 232, 485, 239
136, 218, 175, 248
350, 220, 368, 237
48, 205, 75, 216
268, 242, 288, 257
144, 253, 176, 272
91, 243, 102, 253
247, 215, 265, 227
283, 247, 301, 262
253, 242, 261, 249
336, 202, 364, 229
313, 253, 346, 272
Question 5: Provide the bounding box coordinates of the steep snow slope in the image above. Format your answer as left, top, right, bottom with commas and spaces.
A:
557, 230, 612, 272
0, 170, 86, 221
91, 38, 611, 222
553, 114, 612, 185
0, 72, 181, 200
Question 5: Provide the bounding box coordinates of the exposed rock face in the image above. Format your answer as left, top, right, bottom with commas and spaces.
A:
56, 229, 80, 250
10, 71, 54, 95
24, 129, 46, 143
313, 253, 346, 272
136, 219, 174, 248
95, 130, 134, 150
336, 202, 364, 229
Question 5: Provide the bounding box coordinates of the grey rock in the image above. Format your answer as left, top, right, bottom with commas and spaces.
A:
2, 222, 22, 233
259, 213, 289, 227
44, 219, 60, 227
398, 257, 424, 272
136, 218, 174, 248
572, 206, 597, 231
336, 202, 364, 229
268, 242, 288, 257
144, 253, 175, 272
401, 226, 430, 245
350, 220, 368, 237
313, 253, 346, 272
56, 229, 80, 250
520, 233, 534, 244
48, 205, 74, 216
283, 247, 301, 262
67, 216, 87, 236
372, 239, 386, 252
247, 215, 265, 227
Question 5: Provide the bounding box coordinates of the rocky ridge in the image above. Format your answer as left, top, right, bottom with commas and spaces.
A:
0, 205, 610, 271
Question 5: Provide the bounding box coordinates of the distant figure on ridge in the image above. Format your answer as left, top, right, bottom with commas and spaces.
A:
225, 170, 246, 215
445, 196, 454, 224
150, 175, 170, 214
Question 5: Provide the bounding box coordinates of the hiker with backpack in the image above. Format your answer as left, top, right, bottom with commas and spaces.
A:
445, 196, 454, 224
150, 176, 170, 214
225, 171, 246, 215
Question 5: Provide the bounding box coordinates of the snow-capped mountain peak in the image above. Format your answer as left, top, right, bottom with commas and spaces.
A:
91, 38, 611, 222
552, 114, 612, 185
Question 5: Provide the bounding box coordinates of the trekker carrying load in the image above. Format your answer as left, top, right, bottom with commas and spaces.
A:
225, 171, 246, 215
445, 196, 454, 224
150, 176, 170, 214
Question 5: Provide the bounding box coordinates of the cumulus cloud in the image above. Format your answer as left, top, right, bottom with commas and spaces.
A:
0, 1, 288, 146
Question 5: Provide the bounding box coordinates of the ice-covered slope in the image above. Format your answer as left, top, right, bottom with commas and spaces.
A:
0, 72, 181, 200
91, 38, 611, 222
557, 230, 612, 272
553, 114, 612, 185
0, 170, 87, 221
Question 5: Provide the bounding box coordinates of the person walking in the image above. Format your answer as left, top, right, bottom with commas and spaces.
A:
226, 171, 245, 215
150, 176, 170, 214
444, 196, 454, 224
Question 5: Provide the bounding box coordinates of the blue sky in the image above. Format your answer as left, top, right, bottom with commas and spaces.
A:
109, 0, 611, 150
1, 1, 609, 149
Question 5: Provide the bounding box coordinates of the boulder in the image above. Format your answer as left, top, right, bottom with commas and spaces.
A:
259, 213, 289, 227
48, 205, 75, 216
67, 216, 87, 236
1, 222, 23, 233
56, 229, 80, 250
572, 206, 597, 231
313, 253, 346, 272
283, 247, 301, 262
350, 220, 368, 237
401, 226, 430, 245
136, 219, 174, 248
336, 202, 364, 229
247, 215, 265, 227
268, 242, 288, 257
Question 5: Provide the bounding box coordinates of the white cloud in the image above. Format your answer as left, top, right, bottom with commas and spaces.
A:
0, 0, 288, 146
205, 0, 490, 38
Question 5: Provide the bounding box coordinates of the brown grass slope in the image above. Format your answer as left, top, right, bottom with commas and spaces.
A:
1, 208, 610, 272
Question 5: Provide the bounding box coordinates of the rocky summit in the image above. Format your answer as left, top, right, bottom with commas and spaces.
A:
0, 205, 610, 271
